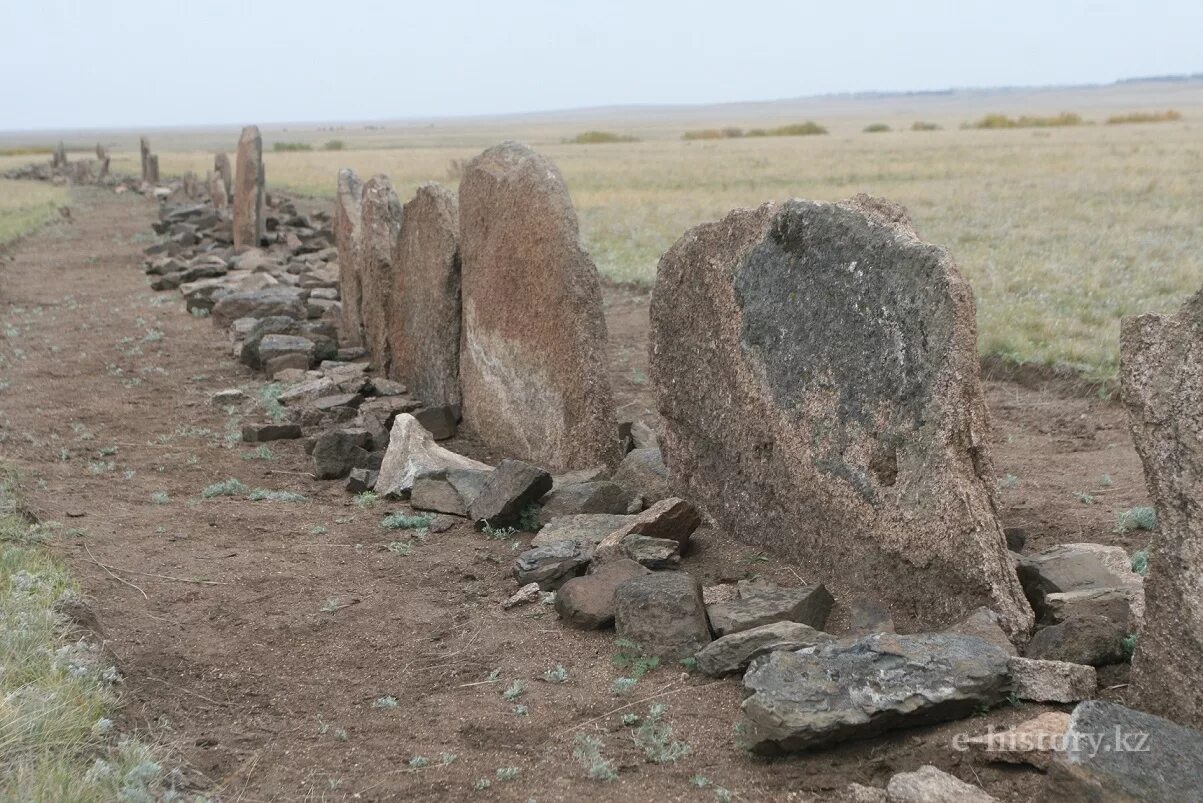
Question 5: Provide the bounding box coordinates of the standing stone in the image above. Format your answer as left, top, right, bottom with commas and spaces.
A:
208, 171, 228, 209
53, 141, 67, 167
95, 143, 107, 161
357, 175, 402, 373
334, 168, 365, 348
458, 142, 621, 472
214, 152, 232, 198
232, 125, 264, 250
390, 183, 462, 410
1121, 289, 1203, 729
139, 136, 151, 181
145, 154, 160, 184
650, 196, 1032, 638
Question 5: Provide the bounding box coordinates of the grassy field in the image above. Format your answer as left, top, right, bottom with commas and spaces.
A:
3, 80, 1201, 379
0, 180, 67, 249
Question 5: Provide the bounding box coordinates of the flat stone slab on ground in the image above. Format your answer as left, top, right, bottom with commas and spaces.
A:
531, 514, 634, 550
707, 581, 834, 636
885, 766, 998, 803
740, 633, 1010, 754
1007, 656, 1096, 703
468, 459, 552, 528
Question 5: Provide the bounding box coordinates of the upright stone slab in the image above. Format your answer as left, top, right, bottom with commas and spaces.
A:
334, 168, 365, 348
214, 152, 232, 198
232, 125, 264, 250
357, 175, 402, 374
139, 136, 151, 181
458, 142, 620, 472
390, 183, 461, 410
650, 196, 1032, 637
208, 172, 228, 209
1120, 289, 1203, 729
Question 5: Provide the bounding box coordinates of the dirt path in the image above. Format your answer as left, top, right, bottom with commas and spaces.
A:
0, 188, 1150, 801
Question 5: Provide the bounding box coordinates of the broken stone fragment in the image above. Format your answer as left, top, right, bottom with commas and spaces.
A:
1047, 701, 1203, 801
1014, 542, 1144, 621
502, 582, 542, 610
531, 514, 635, 550
1007, 656, 1096, 703
962, 711, 1071, 770
345, 468, 377, 494
885, 766, 998, 803
707, 581, 834, 637
695, 621, 833, 677
410, 468, 490, 517
594, 497, 700, 559
375, 414, 490, 499
468, 459, 553, 529
610, 447, 669, 507
536, 480, 631, 526
412, 405, 457, 441
1023, 614, 1127, 667
946, 607, 1017, 655
613, 571, 711, 660
241, 422, 302, 442
311, 427, 372, 480
554, 559, 650, 629
740, 633, 1010, 754
616, 535, 680, 570
512, 540, 589, 591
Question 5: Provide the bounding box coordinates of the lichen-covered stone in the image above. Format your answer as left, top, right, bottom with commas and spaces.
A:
1121, 291, 1203, 729
740, 633, 1010, 754
614, 571, 711, 660
650, 195, 1032, 638
458, 142, 620, 472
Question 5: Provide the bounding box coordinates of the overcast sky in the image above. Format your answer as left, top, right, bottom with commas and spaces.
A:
2, 0, 1199, 130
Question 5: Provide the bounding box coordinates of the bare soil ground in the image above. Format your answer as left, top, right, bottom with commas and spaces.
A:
0, 188, 1150, 801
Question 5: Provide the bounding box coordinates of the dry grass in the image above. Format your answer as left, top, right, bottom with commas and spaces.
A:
6, 86, 1201, 379
0, 179, 68, 248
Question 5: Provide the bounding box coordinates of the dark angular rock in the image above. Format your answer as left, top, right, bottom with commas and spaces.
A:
345, 468, 378, 494
947, 606, 1017, 656
531, 514, 635, 551
613, 571, 711, 660
241, 422, 302, 442
707, 581, 834, 637
555, 559, 650, 629
468, 459, 553, 528
618, 535, 681, 570
512, 540, 589, 590
312, 427, 372, 480
410, 468, 490, 517
1015, 542, 1144, 622
1024, 615, 1127, 666
537, 481, 631, 526
413, 405, 457, 441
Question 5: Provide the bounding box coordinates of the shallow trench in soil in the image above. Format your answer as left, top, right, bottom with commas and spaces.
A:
0, 185, 1151, 801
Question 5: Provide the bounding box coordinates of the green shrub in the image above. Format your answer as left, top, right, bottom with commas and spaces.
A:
863, 123, 891, 133
271, 142, 312, 152
911, 121, 941, 131
682, 128, 725, 140
573, 733, 618, 781
323, 139, 346, 150
1115, 507, 1156, 534
381, 512, 432, 531
201, 478, 247, 498
765, 121, 828, 136
569, 131, 639, 144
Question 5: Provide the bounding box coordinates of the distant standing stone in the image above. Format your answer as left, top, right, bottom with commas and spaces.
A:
334, 168, 365, 348
650, 195, 1032, 638
214, 152, 232, 198
390, 183, 462, 410
1121, 289, 1203, 729
457, 141, 621, 472
232, 125, 264, 250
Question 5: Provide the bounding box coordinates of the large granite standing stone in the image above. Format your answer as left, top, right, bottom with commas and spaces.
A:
232, 125, 264, 250
390, 183, 461, 409
334, 168, 365, 348
358, 175, 402, 374
740, 633, 1010, 754
650, 196, 1032, 638
1121, 290, 1203, 729
457, 142, 620, 472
